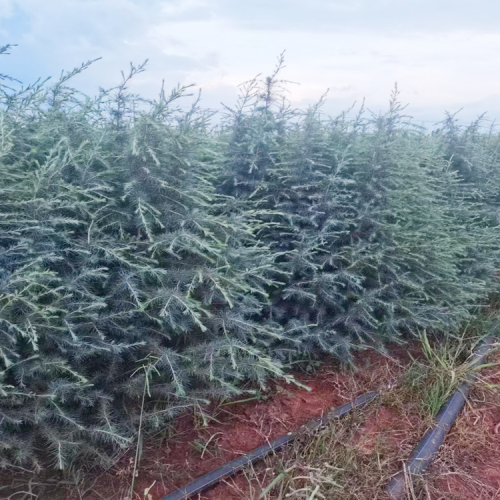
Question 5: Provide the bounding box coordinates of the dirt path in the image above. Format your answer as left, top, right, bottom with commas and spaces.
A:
53, 346, 412, 500
426, 361, 500, 499
2, 344, 498, 500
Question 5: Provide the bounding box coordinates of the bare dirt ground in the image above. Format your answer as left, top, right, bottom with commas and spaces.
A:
1, 344, 499, 500
426, 361, 500, 499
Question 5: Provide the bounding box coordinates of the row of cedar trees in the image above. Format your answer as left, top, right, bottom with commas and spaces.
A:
1, 49, 500, 471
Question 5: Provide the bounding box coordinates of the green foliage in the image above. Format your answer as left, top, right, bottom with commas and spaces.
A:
220, 67, 500, 363
0, 52, 499, 472
0, 58, 288, 471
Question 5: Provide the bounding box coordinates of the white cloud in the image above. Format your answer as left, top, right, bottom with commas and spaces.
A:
2, 0, 500, 123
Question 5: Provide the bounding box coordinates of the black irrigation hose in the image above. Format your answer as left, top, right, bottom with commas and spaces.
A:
386, 336, 497, 499
161, 390, 378, 500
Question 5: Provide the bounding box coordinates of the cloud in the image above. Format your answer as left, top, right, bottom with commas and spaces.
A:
168, 0, 500, 35
2, 0, 500, 123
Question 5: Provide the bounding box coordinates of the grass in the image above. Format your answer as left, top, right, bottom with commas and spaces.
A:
1, 320, 498, 500
407, 325, 499, 418
190, 431, 224, 459
227, 390, 426, 499
214, 324, 500, 500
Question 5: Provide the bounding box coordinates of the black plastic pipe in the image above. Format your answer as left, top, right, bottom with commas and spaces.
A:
161, 390, 378, 500
386, 336, 496, 499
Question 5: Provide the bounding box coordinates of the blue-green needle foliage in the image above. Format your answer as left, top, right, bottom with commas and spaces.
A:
218, 59, 500, 363
0, 57, 288, 471
0, 50, 499, 471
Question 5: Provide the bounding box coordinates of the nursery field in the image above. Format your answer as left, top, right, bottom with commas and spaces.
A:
1, 46, 500, 499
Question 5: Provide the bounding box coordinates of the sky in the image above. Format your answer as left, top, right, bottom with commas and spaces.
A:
1, 0, 500, 126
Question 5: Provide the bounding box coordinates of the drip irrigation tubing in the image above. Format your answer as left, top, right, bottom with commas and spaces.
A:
386, 336, 497, 499
161, 390, 378, 500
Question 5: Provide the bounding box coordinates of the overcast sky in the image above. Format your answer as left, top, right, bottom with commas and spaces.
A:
1, 0, 500, 125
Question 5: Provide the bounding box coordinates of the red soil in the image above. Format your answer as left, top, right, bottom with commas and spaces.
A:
56, 346, 411, 500
4, 344, 499, 500
429, 355, 500, 499
351, 406, 420, 456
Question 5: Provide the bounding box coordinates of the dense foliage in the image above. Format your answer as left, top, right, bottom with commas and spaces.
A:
1, 50, 499, 471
